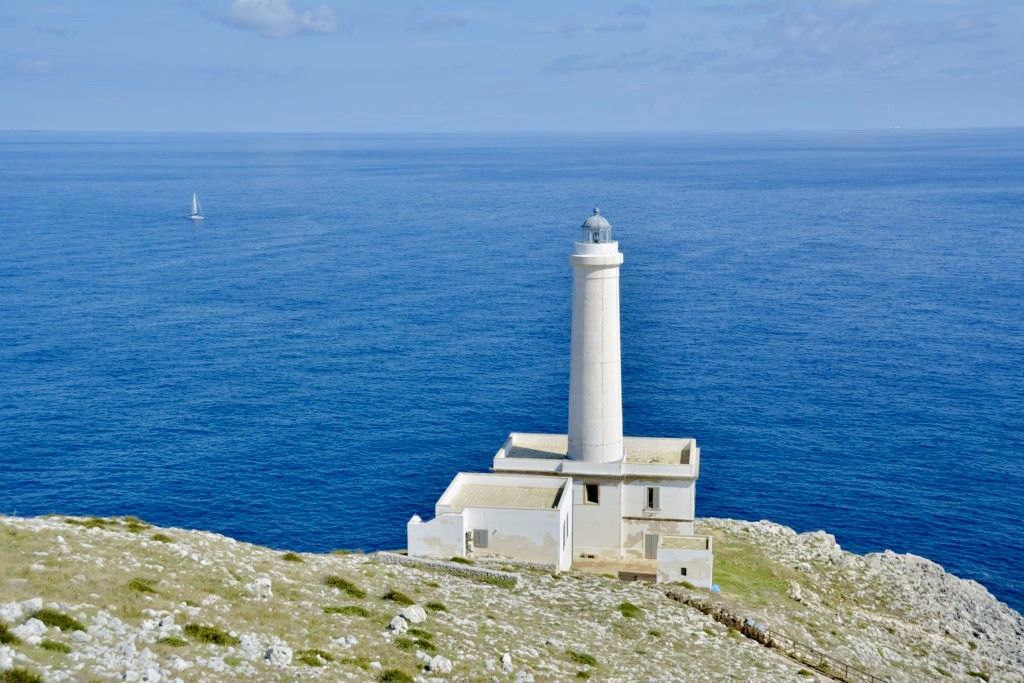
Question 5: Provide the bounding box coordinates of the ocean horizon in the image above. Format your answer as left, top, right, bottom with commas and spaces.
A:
1, 129, 1021, 611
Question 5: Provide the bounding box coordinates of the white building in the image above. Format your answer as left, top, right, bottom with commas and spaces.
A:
409, 209, 713, 586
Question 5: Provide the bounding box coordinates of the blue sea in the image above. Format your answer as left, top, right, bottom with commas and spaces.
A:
1, 130, 1021, 611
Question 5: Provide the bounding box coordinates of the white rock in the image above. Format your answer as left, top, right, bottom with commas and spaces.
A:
239, 634, 262, 660
416, 650, 432, 663
515, 672, 534, 683
370, 661, 382, 670
141, 667, 162, 683
13, 618, 46, 639
501, 652, 513, 672
788, 580, 803, 603
388, 616, 409, 633
0, 604, 23, 624
29, 564, 45, 572
20, 597, 43, 614
428, 655, 453, 674
72, 630, 91, 642
244, 576, 272, 601
0, 646, 13, 672
170, 657, 191, 672
264, 645, 292, 667
124, 670, 141, 682
399, 604, 427, 624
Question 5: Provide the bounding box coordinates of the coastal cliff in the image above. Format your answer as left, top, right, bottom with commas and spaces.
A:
1, 514, 1021, 683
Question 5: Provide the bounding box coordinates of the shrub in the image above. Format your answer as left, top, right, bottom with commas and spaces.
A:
648, 629, 662, 638
151, 533, 175, 543
332, 549, 353, 555
407, 628, 432, 640
798, 669, 815, 677
122, 517, 151, 533
40, 640, 71, 653
378, 668, 414, 683
568, 651, 598, 667
474, 575, 515, 589
325, 576, 366, 599
449, 556, 473, 565
128, 578, 157, 593
282, 552, 304, 563
0, 621, 20, 645
425, 601, 447, 612
575, 671, 591, 680
324, 605, 370, 617
183, 623, 240, 646
1, 668, 45, 683
296, 649, 335, 666
34, 609, 84, 632
618, 601, 642, 619
381, 590, 414, 606
157, 636, 188, 647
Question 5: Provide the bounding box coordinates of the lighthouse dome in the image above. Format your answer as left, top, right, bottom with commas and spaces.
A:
580, 207, 613, 244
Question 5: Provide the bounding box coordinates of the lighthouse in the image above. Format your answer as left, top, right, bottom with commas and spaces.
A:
568, 209, 624, 463
409, 207, 713, 585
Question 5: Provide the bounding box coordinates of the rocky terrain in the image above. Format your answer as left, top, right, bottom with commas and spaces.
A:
1, 514, 1021, 683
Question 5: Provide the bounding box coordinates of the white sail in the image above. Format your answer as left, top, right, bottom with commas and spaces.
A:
189, 192, 205, 221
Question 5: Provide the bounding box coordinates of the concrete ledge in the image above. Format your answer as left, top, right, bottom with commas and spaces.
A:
375, 552, 523, 587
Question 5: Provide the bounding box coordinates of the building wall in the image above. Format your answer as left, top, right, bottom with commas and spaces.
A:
620, 518, 696, 559
408, 514, 466, 559
571, 479, 622, 557
464, 507, 567, 569
621, 478, 695, 520
657, 546, 714, 588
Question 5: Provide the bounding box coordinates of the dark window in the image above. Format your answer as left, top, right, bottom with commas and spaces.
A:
680, 567, 688, 576
584, 483, 600, 504
473, 529, 488, 548
646, 486, 659, 510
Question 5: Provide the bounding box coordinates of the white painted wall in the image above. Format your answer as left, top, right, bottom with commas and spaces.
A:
408, 514, 465, 559
621, 519, 696, 558
465, 506, 567, 569
571, 479, 622, 557
657, 544, 714, 588
621, 479, 695, 521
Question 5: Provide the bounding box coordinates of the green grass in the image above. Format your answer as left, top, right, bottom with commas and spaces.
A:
568, 650, 598, 667
381, 590, 414, 606
324, 605, 370, 617
708, 534, 792, 604
157, 636, 188, 647
618, 601, 642, 618
378, 669, 414, 683
62, 517, 117, 530
34, 609, 85, 632
394, 636, 435, 653
798, 669, 815, 677
407, 627, 432, 640
967, 673, 990, 682
1, 668, 45, 683
183, 623, 240, 646
281, 552, 304, 563
473, 574, 516, 589
295, 648, 335, 666
151, 533, 175, 543
39, 639, 71, 653
648, 629, 662, 638
575, 671, 591, 680
0, 621, 20, 645
425, 601, 447, 612
325, 576, 366, 599
127, 577, 157, 593
449, 556, 474, 564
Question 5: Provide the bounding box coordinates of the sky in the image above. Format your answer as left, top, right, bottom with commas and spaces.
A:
2, 0, 1022, 132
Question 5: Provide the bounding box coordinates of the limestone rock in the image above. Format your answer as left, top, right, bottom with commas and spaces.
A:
428, 655, 453, 673
0, 604, 23, 624
245, 576, 272, 601
13, 618, 46, 644
501, 652, 513, 673
788, 580, 803, 603
264, 645, 292, 667
239, 634, 263, 660
389, 616, 409, 634
399, 604, 427, 624
0, 646, 13, 672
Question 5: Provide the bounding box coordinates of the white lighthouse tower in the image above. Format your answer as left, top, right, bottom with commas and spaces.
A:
568, 209, 624, 463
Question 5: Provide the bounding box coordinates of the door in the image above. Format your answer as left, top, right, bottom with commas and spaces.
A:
644, 533, 658, 559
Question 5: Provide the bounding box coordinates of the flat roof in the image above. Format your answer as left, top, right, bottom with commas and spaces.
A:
448, 484, 563, 513
660, 535, 710, 550
505, 435, 691, 466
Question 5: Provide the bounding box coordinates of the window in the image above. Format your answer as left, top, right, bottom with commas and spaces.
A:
584, 483, 600, 505
473, 529, 488, 549
680, 567, 688, 577
646, 486, 660, 510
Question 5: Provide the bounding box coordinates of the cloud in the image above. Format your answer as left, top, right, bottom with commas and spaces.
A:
410, 7, 467, 33
221, 0, 337, 37
618, 3, 651, 18
16, 59, 51, 75
595, 21, 647, 33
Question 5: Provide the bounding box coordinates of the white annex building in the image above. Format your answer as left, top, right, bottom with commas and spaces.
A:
408, 209, 713, 586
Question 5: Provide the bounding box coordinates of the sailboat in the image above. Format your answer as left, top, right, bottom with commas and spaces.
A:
188, 192, 205, 221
